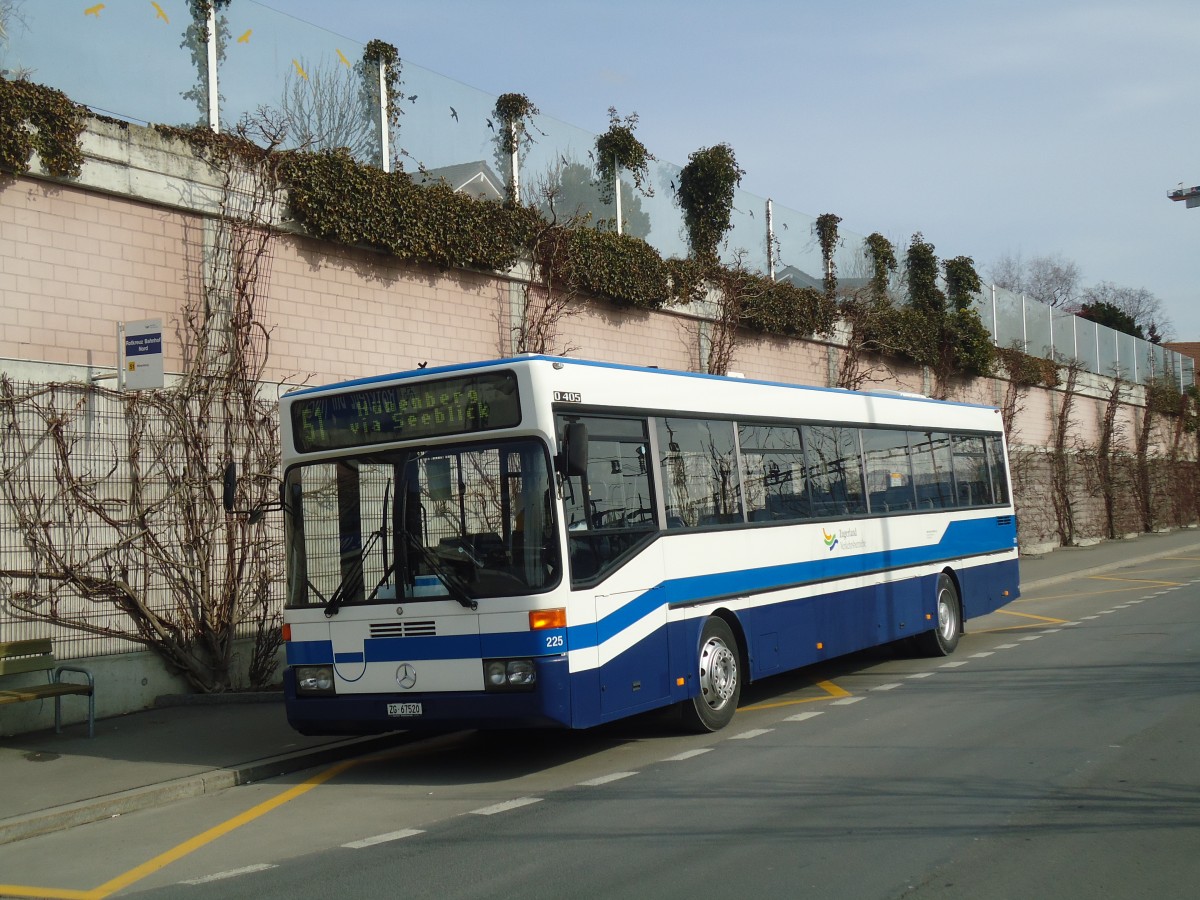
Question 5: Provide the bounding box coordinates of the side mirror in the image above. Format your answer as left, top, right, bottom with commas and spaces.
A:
223, 462, 238, 512
561, 422, 589, 476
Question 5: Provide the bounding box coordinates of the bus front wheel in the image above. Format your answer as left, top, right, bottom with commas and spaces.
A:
681, 616, 741, 733
917, 572, 961, 657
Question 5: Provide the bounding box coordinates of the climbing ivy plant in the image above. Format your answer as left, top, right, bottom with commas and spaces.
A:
0, 77, 87, 178
676, 143, 743, 261
492, 92, 538, 204
814, 213, 841, 297
594, 107, 655, 203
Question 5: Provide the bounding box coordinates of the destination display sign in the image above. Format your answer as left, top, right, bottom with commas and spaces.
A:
291, 370, 521, 453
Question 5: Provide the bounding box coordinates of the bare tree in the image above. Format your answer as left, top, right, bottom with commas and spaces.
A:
0, 0, 32, 78
500, 166, 582, 356
0, 127, 286, 692
280, 57, 375, 162
1078, 281, 1172, 343
988, 251, 1081, 308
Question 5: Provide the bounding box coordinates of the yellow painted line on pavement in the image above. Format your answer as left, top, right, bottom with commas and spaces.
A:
972, 608, 1070, 633
1087, 575, 1184, 587
0, 755, 368, 900
743, 679, 850, 711
1017, 584, 1153, 602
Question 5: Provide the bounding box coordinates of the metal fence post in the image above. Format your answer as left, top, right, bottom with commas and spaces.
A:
766, 199, 775, 281
378, 57, 390, 173
205, 3, 219, 132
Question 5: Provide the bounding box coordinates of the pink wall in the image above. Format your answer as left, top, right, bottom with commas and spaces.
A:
1, 171, 1190, 508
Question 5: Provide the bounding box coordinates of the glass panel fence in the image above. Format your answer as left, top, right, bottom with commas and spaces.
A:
1074, 316, 1099, 376
11, 1, 1194, 395
971, 289, 995, 341
524, 111, 611, 229
1112, 329, 1135, 381
392, 60, 501, 185
7, 0, 197, 126
772, 206, 823, 290
994, 287, 1025, 352
636, 160, 688, 261
1050, 307, 1078, 366
719, 187, 769, 273
220, 4, 373, 157
1025, 297, 1053, 361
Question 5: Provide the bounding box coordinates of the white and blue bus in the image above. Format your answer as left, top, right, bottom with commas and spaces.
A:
274, 356, 1018, 734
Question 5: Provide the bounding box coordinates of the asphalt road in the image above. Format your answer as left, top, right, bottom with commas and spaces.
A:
1, 555, 1197, 900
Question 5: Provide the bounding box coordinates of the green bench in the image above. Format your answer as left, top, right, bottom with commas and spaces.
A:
0, 639, 95, 738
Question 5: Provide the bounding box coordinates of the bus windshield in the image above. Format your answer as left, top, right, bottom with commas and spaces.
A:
283, 438, 560, 609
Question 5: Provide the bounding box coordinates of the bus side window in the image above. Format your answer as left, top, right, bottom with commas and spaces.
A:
558, 415, 658, 585
739, 423, 809, 522
802, 424, 866, 517
657, 418, 743, 528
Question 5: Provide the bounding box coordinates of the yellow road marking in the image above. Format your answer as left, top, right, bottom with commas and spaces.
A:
1017, 585, 1148, 602
972, 608, 1070, 633
0, 756, 367, 900
1087, 575, 1184, 587
743, 679, 849, 711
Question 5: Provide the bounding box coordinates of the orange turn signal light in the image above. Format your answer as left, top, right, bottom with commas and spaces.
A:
282, 623, 292, 642
530, 608, 567, 630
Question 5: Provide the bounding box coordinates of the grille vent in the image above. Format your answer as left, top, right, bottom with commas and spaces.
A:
996, 515, 1013, 526
370, 620, 437, 638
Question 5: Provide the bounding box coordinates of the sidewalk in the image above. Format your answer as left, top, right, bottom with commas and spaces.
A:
3, 527, 1199, 846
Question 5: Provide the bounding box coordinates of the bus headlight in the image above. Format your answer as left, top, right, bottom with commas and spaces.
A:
295, 665, 335, 695
483, 658, 536, 691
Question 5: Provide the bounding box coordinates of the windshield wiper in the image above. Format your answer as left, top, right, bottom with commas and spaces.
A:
323, 525, 383, 618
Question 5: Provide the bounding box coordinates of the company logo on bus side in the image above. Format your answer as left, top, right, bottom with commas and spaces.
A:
822, 527, 867, 553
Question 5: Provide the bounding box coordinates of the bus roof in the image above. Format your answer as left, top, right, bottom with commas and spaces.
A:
285, 355, 999, 414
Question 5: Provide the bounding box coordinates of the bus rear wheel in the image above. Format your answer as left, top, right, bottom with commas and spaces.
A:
681, 616, 741, 733
916, 572, 961, 657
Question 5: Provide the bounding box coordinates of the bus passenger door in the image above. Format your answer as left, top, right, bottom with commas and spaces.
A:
557, 414, 667, 722
595, 580, 669, 718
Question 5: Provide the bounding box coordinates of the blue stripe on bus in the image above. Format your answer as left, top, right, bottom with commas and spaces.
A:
579, 518, 1014, 651
286, 629, 570, 667
285, 518, 1015, 668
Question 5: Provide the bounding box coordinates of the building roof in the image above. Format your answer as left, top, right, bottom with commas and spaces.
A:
415, 161, 505, 202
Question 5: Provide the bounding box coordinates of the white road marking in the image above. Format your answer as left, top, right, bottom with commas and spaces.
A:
342, 829, 425, 849
578, 772, 638, 786
729, 728, 774, 740
831, 696, 865, 705
970, 652, 995, 658
181, 864, 277, 884
908, 672, 935, 679
663, 748, 712, 761
1019, 635, 1044, 640
1081, 615, 1100, 620
994, 643, 1019, 649
784, 711, 824, 722
1040, 628, 1062, 633
470, 797, 542, 816
940, 660, 969, 668
872, 683, 902, 691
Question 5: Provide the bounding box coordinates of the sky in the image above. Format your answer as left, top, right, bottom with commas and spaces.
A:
245, 0, 1199, 338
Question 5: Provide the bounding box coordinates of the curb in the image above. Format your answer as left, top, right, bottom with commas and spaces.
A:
0, 731, 414, 847
1020, 539, 1200, 591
